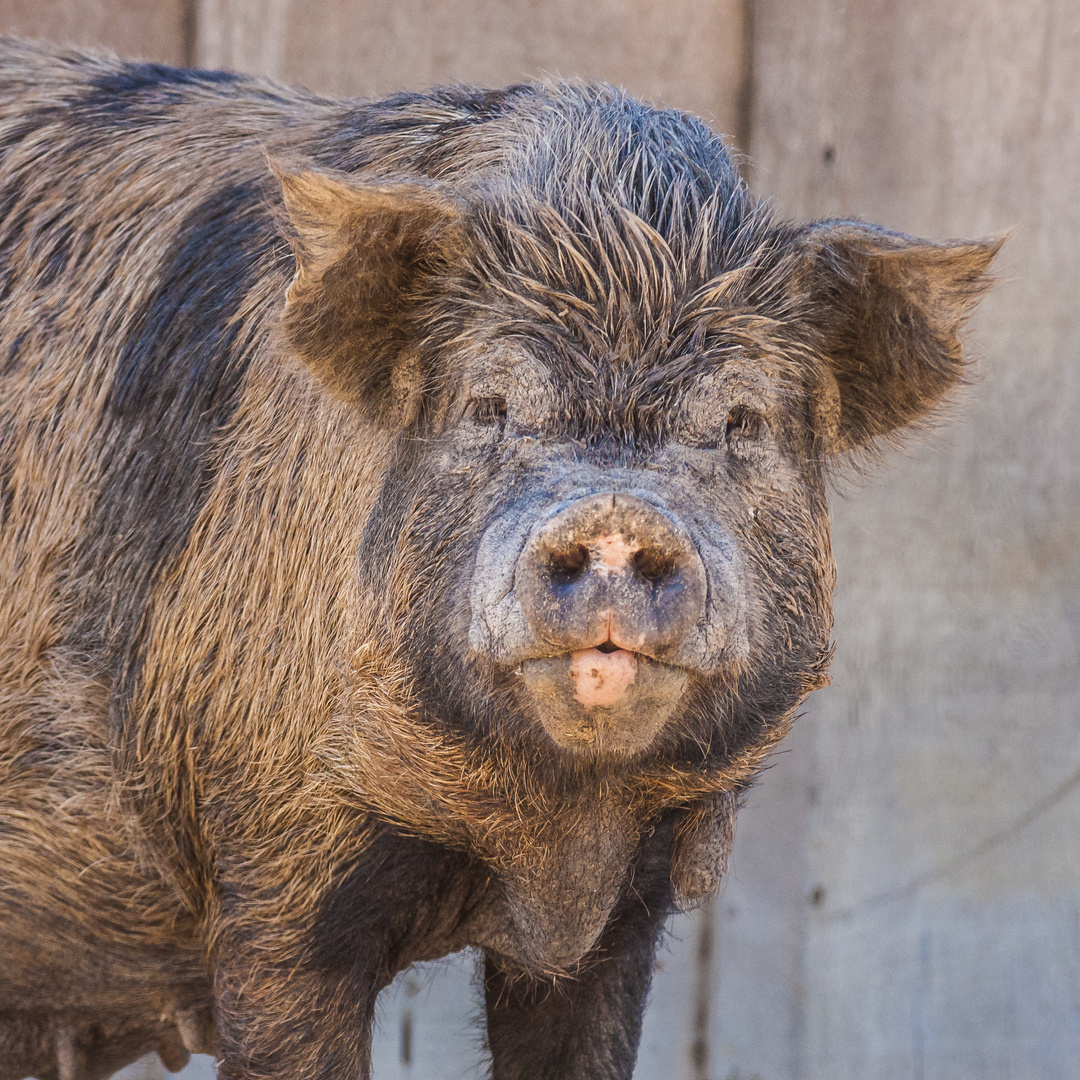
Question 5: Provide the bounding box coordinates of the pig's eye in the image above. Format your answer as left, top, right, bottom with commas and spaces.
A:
725, 404, 765, 443
467, 395, 508, 427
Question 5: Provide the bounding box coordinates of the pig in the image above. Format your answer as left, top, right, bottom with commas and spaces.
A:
0, 38, 998, 1080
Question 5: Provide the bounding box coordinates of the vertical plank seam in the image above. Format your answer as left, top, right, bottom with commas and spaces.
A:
691, 896, 717, 1079
735, 0, 756, 155
181, 0, 199, 68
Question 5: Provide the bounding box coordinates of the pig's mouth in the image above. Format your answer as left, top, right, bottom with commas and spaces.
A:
569, 641, 639, 707
517, 638, 689, 757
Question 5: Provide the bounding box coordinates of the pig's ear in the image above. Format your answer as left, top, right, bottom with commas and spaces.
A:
796, 222, 1002, 454
274, 166, 466, 423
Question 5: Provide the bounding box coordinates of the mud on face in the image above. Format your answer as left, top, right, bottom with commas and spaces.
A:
354, 319, 836, 769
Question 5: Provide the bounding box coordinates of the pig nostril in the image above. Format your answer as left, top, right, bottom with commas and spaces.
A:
633, 548, 678, 585
548, 544, 590, 582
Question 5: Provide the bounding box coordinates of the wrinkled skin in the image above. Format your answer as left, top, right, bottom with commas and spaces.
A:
381, 344, 828, 763
0, 41, 998, 1080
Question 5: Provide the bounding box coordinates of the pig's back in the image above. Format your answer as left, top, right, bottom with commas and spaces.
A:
0, 40, 304, 686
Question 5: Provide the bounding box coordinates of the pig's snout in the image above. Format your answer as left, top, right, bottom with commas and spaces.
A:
510, 494, 703, 753
515, 494, 707, 661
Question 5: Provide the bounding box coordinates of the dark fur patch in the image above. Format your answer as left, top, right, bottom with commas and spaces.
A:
0, 458, 11, 530
82, 61, 242, 121
311, 826, 475, 978
0, 331, 25, 378
315, 85, 531, 174
70, 181, 281, 662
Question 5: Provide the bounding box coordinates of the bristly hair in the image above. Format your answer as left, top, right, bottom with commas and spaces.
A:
365, 82, 782, 448
467, 81, 771, 333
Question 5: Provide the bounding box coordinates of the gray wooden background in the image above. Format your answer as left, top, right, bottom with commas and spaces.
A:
5, 2, 1079, 1078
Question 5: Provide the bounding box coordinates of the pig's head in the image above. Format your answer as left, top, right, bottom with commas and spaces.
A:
274, 86, 997, 966
277, 92, 996, 760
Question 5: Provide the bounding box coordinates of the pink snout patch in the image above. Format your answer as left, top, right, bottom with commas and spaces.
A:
591, 533, 640, 574
570, 647, 639, 707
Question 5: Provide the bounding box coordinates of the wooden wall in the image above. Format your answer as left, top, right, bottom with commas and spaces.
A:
0, 0, 748, 141
0, 0, 190, 66
2, 3, 1077, 1079
195, 0, 747, 142
730, 3, 1080, 1077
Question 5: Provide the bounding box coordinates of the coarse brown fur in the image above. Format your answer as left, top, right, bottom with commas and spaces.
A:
0, 39, 999, 1080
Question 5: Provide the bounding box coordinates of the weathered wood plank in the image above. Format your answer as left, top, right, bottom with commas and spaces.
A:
110, 1051, 216, 1079
196, 0, 747, 140
0, 0, 191, 65
370, 953, 481, 1080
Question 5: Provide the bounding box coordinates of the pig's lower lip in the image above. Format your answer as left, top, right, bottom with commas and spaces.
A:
569, 646, 639, 707
517, 650, 690, 756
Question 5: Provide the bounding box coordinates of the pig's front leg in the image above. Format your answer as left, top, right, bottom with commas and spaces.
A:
209, 826, 474, 1080
210, 929, 386, 1080
483, 823, 674, 1080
